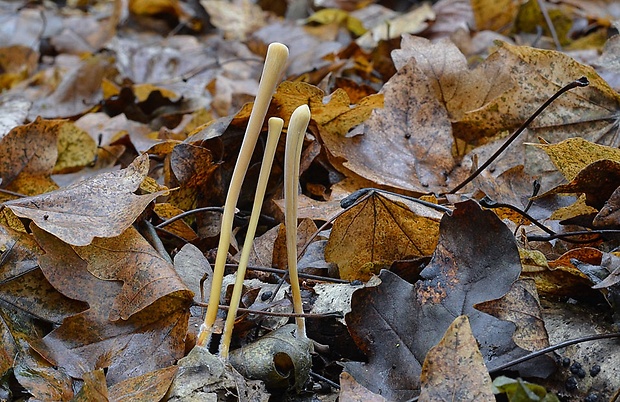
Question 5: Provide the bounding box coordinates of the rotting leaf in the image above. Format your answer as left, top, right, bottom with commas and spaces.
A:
344, 200, 555, 400
325, 191, 442, 281
418, 315, 494, 402
229, 324, 312, 392
4, 153, 168, 246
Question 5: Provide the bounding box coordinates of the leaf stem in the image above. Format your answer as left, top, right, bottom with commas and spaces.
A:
448, 77, 589, 194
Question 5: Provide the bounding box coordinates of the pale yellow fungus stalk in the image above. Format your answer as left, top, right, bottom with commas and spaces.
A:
219, 117, 283, 358
284, 105, 311, 337
196, 43, 289, 348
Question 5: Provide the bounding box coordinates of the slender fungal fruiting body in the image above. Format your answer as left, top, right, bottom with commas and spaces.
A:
219, 117, 283, 358
196, 43, 289, 348
284, 105, 311, 338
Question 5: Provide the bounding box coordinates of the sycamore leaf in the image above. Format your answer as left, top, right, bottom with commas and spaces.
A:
458, 41, 620, 145
4, 154, 167, 246
418, 316, 494, 402
319, 61, 464, 193
325, 192, 442, 281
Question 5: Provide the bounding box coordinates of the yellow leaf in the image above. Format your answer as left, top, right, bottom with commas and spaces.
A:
306, 9, 367, 36
531, 137, 620, 181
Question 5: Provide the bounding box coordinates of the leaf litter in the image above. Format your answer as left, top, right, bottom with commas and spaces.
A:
1, 0, 620, 401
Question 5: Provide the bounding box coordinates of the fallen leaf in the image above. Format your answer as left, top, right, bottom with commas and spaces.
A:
0, 117, 61, 196
30, 54, 111, 119
391, 35, 514, 123
0, 45, 38, 90
344, 201, 554, 400
202, 0, 266, 40
475, 279, 549, 351
493, 376, 560, 401
0, 226, 86, 389
325, 191, 442, 281
5, 154, 168, 246
107, 366, 178, 402
418, 315, 494, 402
319, 61, 462, 193
531, 137, 620, 182
339, 371, 387, 402
54, 121, 98, 174
75, 369, 108, 401
541, 159, 620, 209
355, 3, 435, 49
471, 0, 518, 32
31, 225, 192, 385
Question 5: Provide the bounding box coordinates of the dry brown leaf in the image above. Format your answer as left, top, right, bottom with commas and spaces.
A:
0, 118, 61, 197
30, 54, 111, 119
418, 315, 494, 402
5, 154, 167, 246
339, 371, 387, 402
471, 0, 518, 32
202, 0, 266, 41
325, 192, 442, 281
319, 61, 462, 193
0, 45, 38, 90
31, 225, 192, 385
392, 35, 514, 122
475, 279, 549, 351
355, 3, 435, 49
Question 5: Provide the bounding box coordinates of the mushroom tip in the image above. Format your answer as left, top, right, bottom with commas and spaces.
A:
291, 104, 311, 121
268, 42, 289, 59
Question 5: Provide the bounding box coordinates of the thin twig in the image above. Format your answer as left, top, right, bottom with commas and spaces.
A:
448, 77, 589, 194
193, 301, 343, 318
225, 263, 350, 284
310, 371, 341, 390
155, 206, 224, 229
